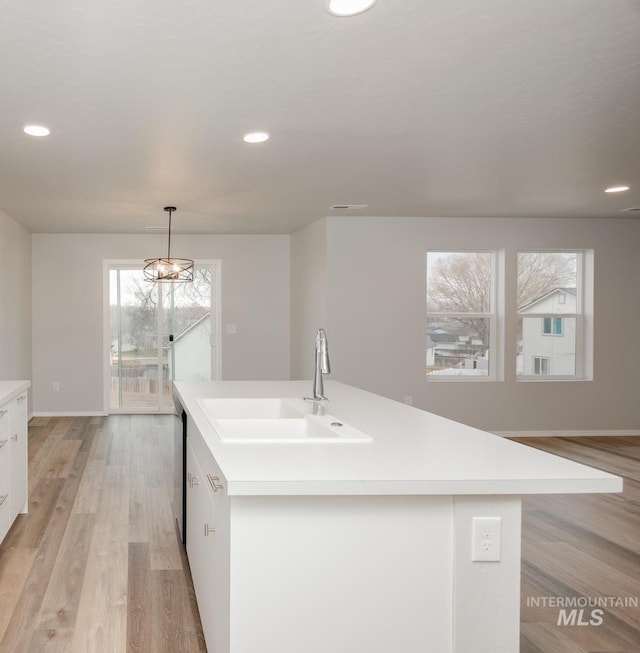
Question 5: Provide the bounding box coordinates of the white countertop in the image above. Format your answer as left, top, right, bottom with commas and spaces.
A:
174, 380, 623, 497
0, 380, 30, 405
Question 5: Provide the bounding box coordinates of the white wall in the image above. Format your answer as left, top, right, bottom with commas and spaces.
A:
290, 219, 328, 379
32, 233, 290, 413
0, 210, 31, 386
315, 216, 640, 433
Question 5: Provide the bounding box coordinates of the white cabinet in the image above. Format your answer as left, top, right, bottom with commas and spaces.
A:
0, 385, 29, 544
9, 392, 28, 517
185, 435, 230, 653
0, 406, 10, 539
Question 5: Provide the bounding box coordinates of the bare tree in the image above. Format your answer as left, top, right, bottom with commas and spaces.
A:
427, 253, 492, 346
427, 253, 491, 314
516, 252, 576, 309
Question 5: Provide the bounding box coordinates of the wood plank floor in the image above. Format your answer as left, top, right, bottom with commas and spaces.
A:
518, 436, 640, 653
1, 418, 639, 652
0, 415, 206, 653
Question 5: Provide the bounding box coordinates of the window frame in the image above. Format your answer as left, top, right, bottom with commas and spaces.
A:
542, 316, 563, 336
426, 249, 502, 382
533, 356, 550, 376
516, 250, 593, 382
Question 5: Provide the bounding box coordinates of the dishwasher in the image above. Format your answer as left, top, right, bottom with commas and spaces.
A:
173, 388, 187, 545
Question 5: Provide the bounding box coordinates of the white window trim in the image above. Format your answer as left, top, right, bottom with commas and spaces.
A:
426, 250, 503, 382
541, 316, 564, 336
517, 250, 593, 382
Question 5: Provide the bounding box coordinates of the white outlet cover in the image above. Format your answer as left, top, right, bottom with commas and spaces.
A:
471, 516, 501, 562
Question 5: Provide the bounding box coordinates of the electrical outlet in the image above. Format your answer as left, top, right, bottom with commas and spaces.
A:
472, 516, 501, 562
403, 395, 413, 406
52, 382, 60, 392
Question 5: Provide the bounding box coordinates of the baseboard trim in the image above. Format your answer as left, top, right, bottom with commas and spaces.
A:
495, 429, 640, 438
31, 411, 108, 417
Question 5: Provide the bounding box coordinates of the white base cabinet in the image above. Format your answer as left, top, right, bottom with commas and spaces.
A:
185, 428, 230, 653
0, 382, 29, 544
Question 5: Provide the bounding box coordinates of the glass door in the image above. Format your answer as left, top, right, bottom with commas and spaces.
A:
107, 262, 219, 413
164, 266, 216, 387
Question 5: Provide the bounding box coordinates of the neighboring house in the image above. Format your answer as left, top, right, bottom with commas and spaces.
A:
170, 312, 211, 381
518, 288, 576, 376
426, 326, 488, 374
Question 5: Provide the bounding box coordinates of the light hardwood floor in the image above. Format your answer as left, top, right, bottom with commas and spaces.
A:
1, 418, 639, 652
0, 415, 205, 653
518, 436, 640, 653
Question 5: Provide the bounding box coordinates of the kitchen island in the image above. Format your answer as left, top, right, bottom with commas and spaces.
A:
173, 380, 621, 653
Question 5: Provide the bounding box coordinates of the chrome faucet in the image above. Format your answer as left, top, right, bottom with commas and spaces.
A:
305, 328, 331, 413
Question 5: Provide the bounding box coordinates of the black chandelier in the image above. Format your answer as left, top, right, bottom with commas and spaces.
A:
143, 206, 194, 283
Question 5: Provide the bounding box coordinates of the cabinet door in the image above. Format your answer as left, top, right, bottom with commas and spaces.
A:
186, 441, 217, 649
9, 407, 28, 518
0, 405, 9, 491
0, 415, 9, 494
0, 486, 10, 543
0, 403, 12, 542
185, 439, 230, 653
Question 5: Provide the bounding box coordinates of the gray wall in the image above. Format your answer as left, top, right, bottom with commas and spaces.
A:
0, 210, 31, 385
290, 218, 328, 379
311, 216, 640, 434
32, 233, 290, 413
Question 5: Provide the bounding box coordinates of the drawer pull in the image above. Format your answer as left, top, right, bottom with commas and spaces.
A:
10, 434, 18, 442
188, 472, 199, 488
0, 439, 7, 448
207, 474, 224, 492
0, 495, 7, 506
204, 523, 216, 537
0, 410, 7, 418
17, 395, 26, 403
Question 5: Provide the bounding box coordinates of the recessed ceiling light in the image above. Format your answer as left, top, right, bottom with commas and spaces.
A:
605, 185, 630, 193
24, 125, 50, 137
328, 0, 378, 17
243, 132, 269, 144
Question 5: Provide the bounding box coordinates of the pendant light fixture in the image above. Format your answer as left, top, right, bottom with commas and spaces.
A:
143, 206, 194, 282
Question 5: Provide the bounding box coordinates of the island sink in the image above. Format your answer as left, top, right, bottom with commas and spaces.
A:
196, 397, 301, 419
195, 396, 372, 443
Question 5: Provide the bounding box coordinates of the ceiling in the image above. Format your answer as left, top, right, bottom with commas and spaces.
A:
1, 0, 639, 234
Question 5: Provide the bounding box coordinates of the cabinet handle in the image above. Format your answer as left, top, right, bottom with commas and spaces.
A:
204, 523, 216, 536
0, 495, 7, 506
0, 410, 7, 418
10, 434, 18, 442
0, 439, 7, 448
188, 472, 199, 488
17, 395, 26, 403
207, 474, 224, 492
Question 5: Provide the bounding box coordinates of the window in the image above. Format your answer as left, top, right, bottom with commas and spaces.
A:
533, 356, 550, 376
517, 251, 593, 380
542, 317, 563, 336
426, 251, 498, 379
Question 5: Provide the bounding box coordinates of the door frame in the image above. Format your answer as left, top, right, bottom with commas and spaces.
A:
103, 259, 222, 414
